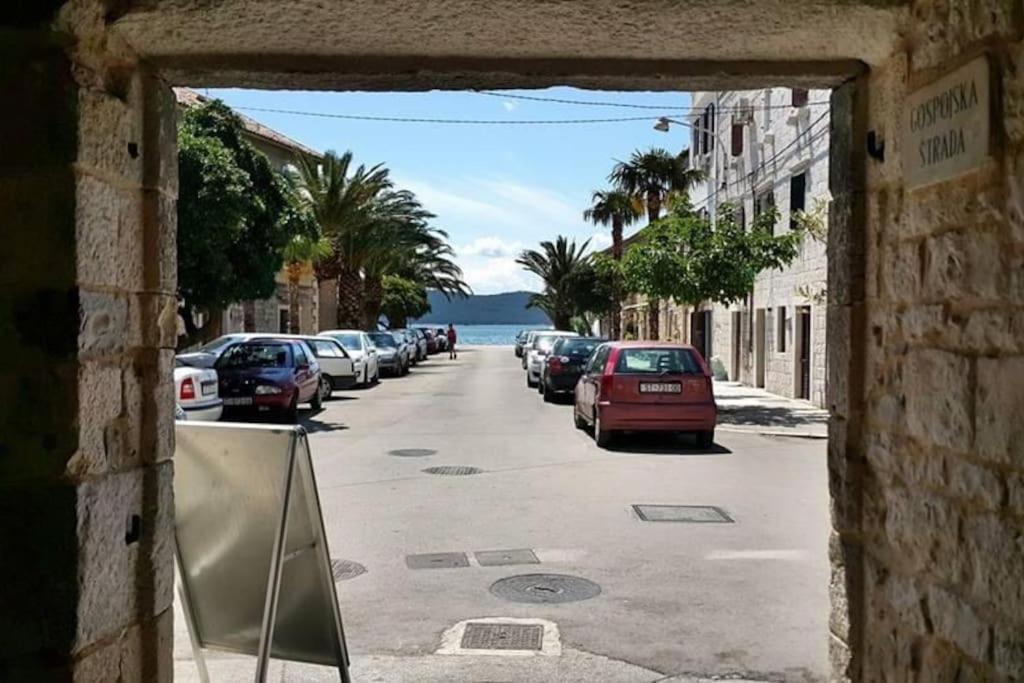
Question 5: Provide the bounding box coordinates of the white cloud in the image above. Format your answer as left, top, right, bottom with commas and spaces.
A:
460, 255, 542, 295
474, 179, 581, 228
459, 236, 523, 258
502, 100, 517, 112
585, 231, 613, 251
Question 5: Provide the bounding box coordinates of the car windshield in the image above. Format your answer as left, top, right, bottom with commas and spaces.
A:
329, 333, 363, 350
614, 348, 702, 375
195, 335, 243, 354
534, 335, 564, 352
217, 343, 290, 369
368, 333, 397, 348
557, 338, 606, 356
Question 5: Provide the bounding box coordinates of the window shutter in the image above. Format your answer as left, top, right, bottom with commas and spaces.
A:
791, 88, 809, 107
731, 122, 744, 157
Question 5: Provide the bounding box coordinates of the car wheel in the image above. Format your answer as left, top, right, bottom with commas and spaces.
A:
574, 406, 587, 430
284, 391, 299, 423
696, 430, 715, 449
594, 409, 613, 448
543, 382, 554, 403
310, 382, 323, 411
526, 373, 536, 389
320, 375, 333, 400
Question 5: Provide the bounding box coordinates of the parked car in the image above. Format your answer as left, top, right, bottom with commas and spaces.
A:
410, 328, 429, 361
539, 336, 608, 402
254, 334, 357, 400
525, 330, 577, 388
573, 342, 717, 448
388, 330, 414, 370
514, 329, 530, 358
419, 328, 440, 354
392, 329, 421, 365
176, 333, 251, 368
215, 339, 322, 421
434, 328, 449, 352
173, 359, 223, 421
319, 330, 380, 387
367, 331, 407, 376
521, 330, 543, 369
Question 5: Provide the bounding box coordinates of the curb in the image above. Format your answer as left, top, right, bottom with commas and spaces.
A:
717, 426, 828, 440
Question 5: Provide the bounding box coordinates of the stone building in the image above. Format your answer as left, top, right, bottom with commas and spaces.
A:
5, 2, 1024, 681
686, 87, 831, 407
174, 88, 321, 337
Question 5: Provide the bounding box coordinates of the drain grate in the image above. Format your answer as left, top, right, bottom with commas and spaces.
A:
461, 623, 544, 651
490, 573, 601, 604
475, 549, 540, 567
405, 552, 470, 569
633, 504, 734, 523
389, 448, 436, 457
330, 559, 367, 581
422, 465, 482, 476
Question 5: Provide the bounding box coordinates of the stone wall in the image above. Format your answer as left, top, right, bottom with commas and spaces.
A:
0, 3, 175, 679
829, 2, 1024, 678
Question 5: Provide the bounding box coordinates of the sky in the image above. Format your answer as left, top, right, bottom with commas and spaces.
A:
206, 87, 692, 294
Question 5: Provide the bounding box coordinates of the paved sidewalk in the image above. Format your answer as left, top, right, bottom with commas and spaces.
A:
713, 381, 829, 439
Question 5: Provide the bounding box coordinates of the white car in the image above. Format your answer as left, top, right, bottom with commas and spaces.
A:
525, 330, 578, 388
319, 330, 380, 387
173, 360, 223, 421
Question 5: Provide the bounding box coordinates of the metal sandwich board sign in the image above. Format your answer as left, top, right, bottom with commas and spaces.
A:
904, 55, 991, 189
174, 422, 351, 682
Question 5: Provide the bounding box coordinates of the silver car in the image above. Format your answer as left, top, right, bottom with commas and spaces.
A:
525, 330, 578, 388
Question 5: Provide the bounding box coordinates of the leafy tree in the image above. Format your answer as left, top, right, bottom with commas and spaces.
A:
583, 190, 642, 339
281, 234, 333, 333
176, 101, 314, 347
608, 147, 704, 339
620, 200, 801, 312
516, 236, 592, 330
380, 275, 431, 328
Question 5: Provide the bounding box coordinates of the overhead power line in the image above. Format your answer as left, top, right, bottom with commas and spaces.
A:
476, 90, 831, 112
234, 106, 682, 126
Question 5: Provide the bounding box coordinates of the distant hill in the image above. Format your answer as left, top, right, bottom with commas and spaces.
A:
414, 291, 551, 325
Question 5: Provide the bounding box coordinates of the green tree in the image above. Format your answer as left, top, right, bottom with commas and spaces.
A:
583, 190, 641, 338
608, 147, 704, 339
516, 236, 592, 330
281, 234, 333, 333
620, 200, 801, 313
176, 100, 313, 347
380, 275, 431, 328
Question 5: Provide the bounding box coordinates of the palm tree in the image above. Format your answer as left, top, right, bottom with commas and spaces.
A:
281, 234, 333, 333
516, 236, 591, 330
292, 150, 391, 328
584, 189, 642, 339
609, 148, 704, 339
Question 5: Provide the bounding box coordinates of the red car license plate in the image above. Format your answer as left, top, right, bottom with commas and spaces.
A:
639, 382, 681, 393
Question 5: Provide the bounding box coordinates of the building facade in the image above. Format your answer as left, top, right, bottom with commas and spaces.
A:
685, 87, 830, 407
175, 88, 321, 337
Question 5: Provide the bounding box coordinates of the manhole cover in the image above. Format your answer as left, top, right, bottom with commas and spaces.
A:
475, 549, 540, 567
633, 504, 734, 523
330, 559, 367, 581
461, 623, 543, 651
389, 448, 436, 457
422, 465, 482, 476
490, 573, 601, 604
406, 552, 470, 569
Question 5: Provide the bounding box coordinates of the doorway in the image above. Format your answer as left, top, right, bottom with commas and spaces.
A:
754, 308, 766, 388
796, 305, 811, 400
690, 310, 712, 363
731, 311, 742, 381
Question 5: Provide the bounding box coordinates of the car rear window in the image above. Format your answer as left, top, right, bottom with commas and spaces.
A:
614, 348, 702, 375
369, 333, 397, 348
557, 338, 606, 356
534, 335, 565, 352
217, 343, 291, 369
329, 333, 363, 350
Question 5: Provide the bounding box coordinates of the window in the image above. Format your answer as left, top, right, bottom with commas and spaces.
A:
791, 88, 809, 107
278, 307, 289, 333
731, 121, 744, 157
614, 348, 702, 375
294, 343, 308, 366
310, 339, 342, 357
217, 343, 290, 369
777, 307, 787, 353
789, 172, 807, 231
755, 189, 776, 233
587, 345, 610, 374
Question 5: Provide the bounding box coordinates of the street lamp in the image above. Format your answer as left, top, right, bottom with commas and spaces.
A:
654, 116, 687, 132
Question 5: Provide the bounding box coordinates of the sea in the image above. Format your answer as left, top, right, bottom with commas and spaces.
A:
446, 324, 552, 345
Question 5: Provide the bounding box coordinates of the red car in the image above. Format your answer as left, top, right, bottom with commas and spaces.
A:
573, 342, 717, 448
215, 339, 322, 421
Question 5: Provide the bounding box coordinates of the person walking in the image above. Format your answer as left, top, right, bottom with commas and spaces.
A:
447, 323, 457, 360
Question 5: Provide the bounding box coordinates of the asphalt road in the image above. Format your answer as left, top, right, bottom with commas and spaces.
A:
175, 345, 829, 682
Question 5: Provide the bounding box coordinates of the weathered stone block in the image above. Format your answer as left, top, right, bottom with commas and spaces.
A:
66, 361, 123, 479
945, 457, 1004, 511
927, 585, 990, 661
76, 174, 144, 291
78, 289, 128, 357
880, 239, 921, 303
141, 73, 178, 197
904, 348, 972, 451
994, 623, 1024, 681
963, 512, 1024, 622
128, 292, 178, 351
141, 189, 177, 294
72, 608, 173, 683
77, 83, 143, 185
922, 228, 1003, 302
975, 355, 1024, 465
74, 463, 174, 651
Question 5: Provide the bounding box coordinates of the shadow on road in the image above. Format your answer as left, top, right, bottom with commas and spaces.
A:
717, 404, 828, 429
607, 434, 732, 456
300, 412, 350, 434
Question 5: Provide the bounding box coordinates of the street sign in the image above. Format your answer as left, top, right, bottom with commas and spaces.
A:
174, 422, 351, 682
904, 55, 991, 189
